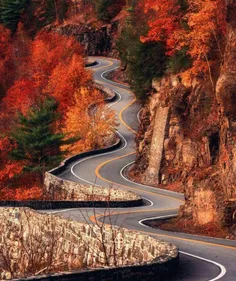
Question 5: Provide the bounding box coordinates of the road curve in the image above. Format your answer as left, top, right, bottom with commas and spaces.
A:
54, 57, 236, 281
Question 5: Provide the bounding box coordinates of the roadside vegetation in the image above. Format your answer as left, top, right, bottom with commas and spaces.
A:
0, 1, 117, 201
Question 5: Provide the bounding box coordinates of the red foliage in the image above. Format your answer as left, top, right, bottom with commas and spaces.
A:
0, 186, 43, 201
46, 54, 92, 111
1, 79, 40, 116
0, 137, 23, 187
143, 0, 226, 78
31, 32, 84, 89
0, 29, 92, 199
141, 0, 182, 55
0, 25, 14, 99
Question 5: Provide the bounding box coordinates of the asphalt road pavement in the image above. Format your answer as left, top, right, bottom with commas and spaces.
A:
51, 57, 236, 281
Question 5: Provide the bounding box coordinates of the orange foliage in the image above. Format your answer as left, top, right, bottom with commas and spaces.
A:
46, 55, 92, 112
63, 87, 117, 154
183, 0, 226, 78
31, 32, 84, 89
0, 138, 43, 201
0, 27, 117, 200
141, 0, 182, 56
0, 138, 23, 187
0, 186, 43, 201
1, 30, 89, 118
1, 79, 39, 116
143, 0, 226, 80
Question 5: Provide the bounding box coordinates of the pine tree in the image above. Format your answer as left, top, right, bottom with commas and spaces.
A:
116, 2, 167, 100
10, 97, 75, 184
0, 0, 28, 32
94, 0, 125, 22
32, 0, 69, 27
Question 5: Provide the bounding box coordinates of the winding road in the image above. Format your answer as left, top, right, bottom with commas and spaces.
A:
52, 57, 236, 281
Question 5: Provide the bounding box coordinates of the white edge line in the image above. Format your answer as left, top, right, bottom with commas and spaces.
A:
137, 108, 142, 124
70, 63, 154, 207
179, 251, 226, 281
101, 65, 130, 89
139, 214, 177, 228
70, 62, 128, 185
46, 209, 75, 214
62, 58, 226, 281
142, 197, 154, 207
71, 130, 127, 186
120, 161, 184, 198
139, 215, 227, 281
108, 91, 122, 108
100, 58, 227, 281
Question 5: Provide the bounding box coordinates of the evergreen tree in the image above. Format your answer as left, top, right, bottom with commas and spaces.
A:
0, 0, 28, 32
10, 97, 75, 184
37, 0, 69, 26
94, 0, 125, 22
116, 4, 167, 101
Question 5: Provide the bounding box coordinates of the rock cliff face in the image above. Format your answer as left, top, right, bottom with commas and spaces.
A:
132, 0, 236, 228
216, 0, 236, 201
46, 22, 119, 56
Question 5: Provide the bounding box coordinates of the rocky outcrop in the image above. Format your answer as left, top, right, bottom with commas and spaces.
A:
144, 103, 169, 186
46, 23, 118, 56
0, 208, 178, 280
216, 0, 236, 200
133, 75, 215, 188
133, 56, 236, 227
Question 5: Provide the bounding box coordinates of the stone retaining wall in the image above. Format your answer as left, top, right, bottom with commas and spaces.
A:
0, 208, 178, 280
94, 83, 116, 102
44, 172, 141, 203
0, 199, 143, 210
15, 258, 179, 281
84, 59, 98, 67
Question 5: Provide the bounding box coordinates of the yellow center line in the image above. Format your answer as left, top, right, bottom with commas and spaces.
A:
90, 208, 178, 224
89, 213, 236, 251
119, 98, 137, 134
95, 153, 184, 203
92, 59, 236, 251
92, 60, 114, 72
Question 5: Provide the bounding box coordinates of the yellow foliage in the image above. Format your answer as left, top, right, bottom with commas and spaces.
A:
62, 87, 118, 155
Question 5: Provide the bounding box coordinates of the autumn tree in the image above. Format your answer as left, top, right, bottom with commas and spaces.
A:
62, 87, 116, 154
46, 55, 92, 113
86, 103, 117, 149
143, 0, 226, 83
0, 137, 23, 189
1, 79, 40, 119
0, 136, 43, 200
184, 0, 226, 83
10, 98, 75, 184
30, 32, 84, 90
141, 0, 182, 55
0, 25, 14, 100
